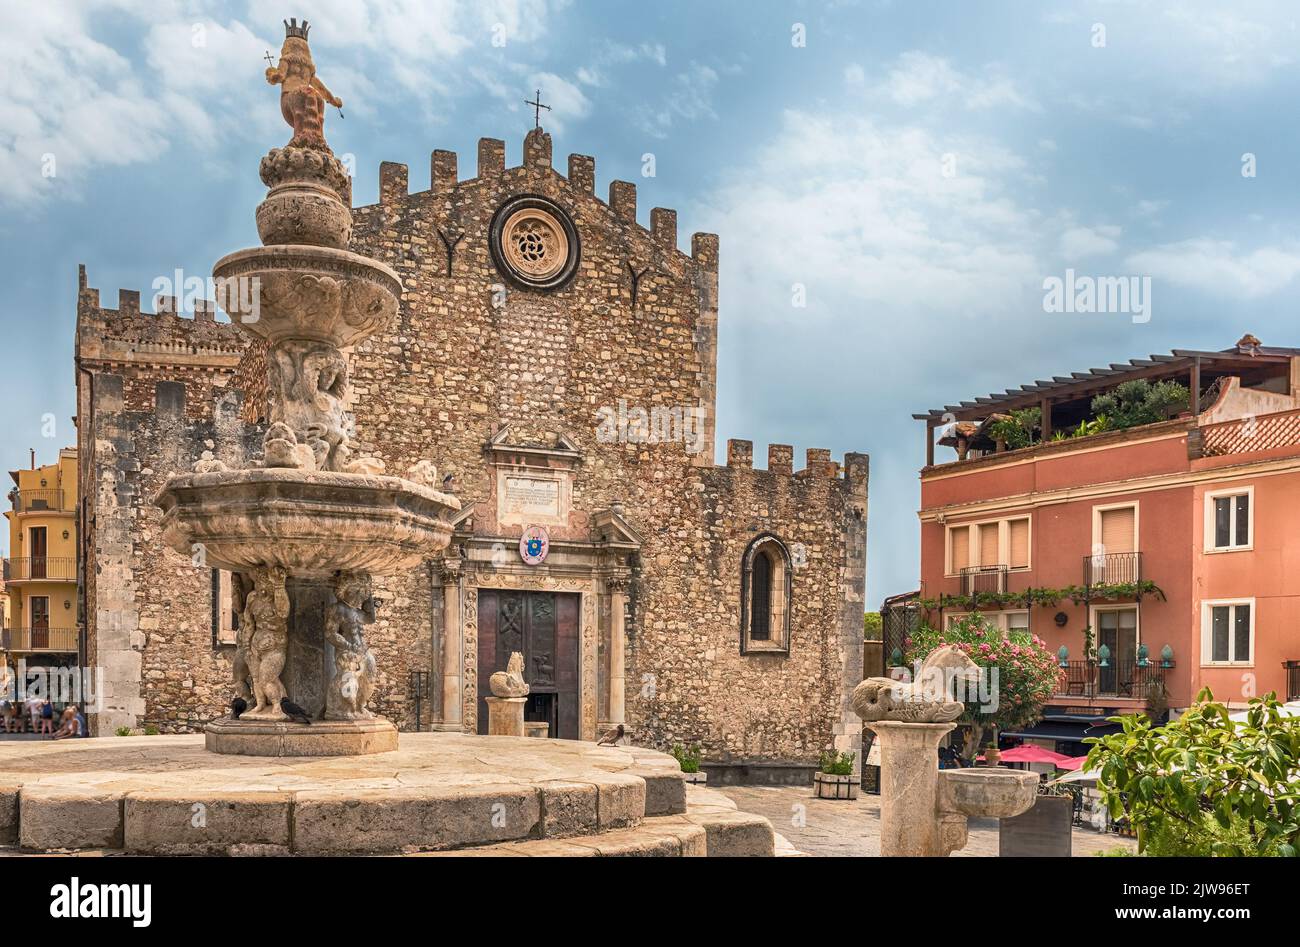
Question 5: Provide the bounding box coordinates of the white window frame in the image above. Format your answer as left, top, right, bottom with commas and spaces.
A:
945, 610, 1029, 633
1089, 604, 1142, 652
944, 515, 1032, 576
1200, 598, 1255, 667
1204, 486, 1254, 554
1090, 501, 1140, 557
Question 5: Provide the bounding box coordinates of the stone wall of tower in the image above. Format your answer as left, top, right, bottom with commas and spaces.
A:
76, 271, 261, 734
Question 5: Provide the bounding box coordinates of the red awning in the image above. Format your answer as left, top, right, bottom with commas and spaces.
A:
996, 745, 1076, 765
1054, 755, 1090, 771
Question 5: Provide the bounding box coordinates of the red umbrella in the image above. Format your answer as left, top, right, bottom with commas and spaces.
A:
1055, 755, 1090, 772
995, 745, 1075, 765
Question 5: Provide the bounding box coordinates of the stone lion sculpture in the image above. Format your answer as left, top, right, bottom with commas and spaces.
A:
851, 644, 982, 723
489, 652, 530, 698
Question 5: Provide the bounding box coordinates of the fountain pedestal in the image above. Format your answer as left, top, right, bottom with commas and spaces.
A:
867, 720, 1039, 856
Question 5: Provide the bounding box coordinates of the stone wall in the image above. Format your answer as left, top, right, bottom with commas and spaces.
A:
76, 272, 261, 733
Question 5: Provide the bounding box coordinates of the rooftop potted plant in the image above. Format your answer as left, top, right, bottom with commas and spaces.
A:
814, 749, 858, 799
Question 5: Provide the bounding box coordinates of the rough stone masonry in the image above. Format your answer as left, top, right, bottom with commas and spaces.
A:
76, 127, 868, 773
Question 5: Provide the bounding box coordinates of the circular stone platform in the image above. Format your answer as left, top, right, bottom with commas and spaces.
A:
205, 716, 398, 756
0, 732, 686, 855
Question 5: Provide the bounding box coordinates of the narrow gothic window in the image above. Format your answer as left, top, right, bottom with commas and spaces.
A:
751, 552, 772, 640
741, 535, 791, 654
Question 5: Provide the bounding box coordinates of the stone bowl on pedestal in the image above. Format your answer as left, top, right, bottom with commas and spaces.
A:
939, 767, 1040, 820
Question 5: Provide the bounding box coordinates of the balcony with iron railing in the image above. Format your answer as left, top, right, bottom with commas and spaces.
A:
7, 489, 68, 514
1082, 551, 1142, 588
1055, 658, 1172, 700
3, 557, 77, 582
959, 564, 1008, 596
0, 626, 79, 653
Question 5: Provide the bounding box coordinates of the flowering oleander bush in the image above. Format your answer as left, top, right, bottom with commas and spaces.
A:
905, 614, 1060, 758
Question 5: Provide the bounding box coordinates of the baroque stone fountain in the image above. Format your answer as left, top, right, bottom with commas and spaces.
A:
853, 646, 1039, 856
155, 18, 459, 756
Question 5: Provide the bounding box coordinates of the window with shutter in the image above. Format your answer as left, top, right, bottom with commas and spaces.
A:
1008, 518, 1030, 569
950, 527, 970, 572
979, 522, 1000, 567
1099, 507, 1136, 554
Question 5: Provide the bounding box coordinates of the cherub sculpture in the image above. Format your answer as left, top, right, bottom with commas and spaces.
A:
851, 644, 982, 723
325, 571, 378, 719
265, 19, 342, 152
242, 565, 291, 719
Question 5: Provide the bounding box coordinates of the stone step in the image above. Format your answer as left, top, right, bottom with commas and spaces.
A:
0, 790, 776, 858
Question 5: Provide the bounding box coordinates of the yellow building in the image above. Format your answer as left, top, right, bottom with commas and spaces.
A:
3, 448, 80, 669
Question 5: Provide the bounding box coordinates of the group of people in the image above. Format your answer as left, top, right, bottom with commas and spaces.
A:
0, 695, 85, 738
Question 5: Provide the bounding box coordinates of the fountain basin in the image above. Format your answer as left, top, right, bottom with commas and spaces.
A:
212, 244, 402, 348
939, 767, 1039, 820
155, 468, 460, 577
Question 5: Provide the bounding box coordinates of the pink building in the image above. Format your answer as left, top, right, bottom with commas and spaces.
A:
904, 337, 1300, 744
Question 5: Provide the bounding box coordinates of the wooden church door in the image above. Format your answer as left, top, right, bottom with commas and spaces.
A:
477, 590, 579, 739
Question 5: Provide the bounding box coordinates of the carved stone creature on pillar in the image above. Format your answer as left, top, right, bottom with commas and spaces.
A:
242, 565, 291, 719
325, 571, 378, 719
851, 644, 981, 723
490, 652, 530, 698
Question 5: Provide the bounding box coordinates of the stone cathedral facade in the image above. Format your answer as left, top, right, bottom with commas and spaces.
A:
76, 127, 867, 773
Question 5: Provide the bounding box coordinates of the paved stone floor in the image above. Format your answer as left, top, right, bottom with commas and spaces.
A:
717, 785, 1138, 857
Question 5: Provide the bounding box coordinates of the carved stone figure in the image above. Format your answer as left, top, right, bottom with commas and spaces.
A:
230, 572, 253, 702
243, 565, 291, 719
265, 19, 341, 152
851, 644, 981, 723
325, 571, 378, 719
490, 652, 530, 698
408, 459, 439, 488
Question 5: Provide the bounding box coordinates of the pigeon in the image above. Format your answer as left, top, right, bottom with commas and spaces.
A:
280, 697, 312, 725
231, 697, 248, 720
596, 724, 625, 746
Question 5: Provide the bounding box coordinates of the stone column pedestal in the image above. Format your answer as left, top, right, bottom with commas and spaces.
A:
866, 720, 954, 857
485, 697, 527, 737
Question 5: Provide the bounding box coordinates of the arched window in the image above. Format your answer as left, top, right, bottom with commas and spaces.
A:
741, 534, 792, 654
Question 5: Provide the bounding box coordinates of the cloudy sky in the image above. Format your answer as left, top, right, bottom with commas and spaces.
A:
4, 0, 1300, 604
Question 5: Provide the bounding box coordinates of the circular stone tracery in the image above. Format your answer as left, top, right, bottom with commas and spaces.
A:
489, 196, 580, 290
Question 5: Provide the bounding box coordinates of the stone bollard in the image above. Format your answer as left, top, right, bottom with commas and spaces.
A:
485, 697, 527, 737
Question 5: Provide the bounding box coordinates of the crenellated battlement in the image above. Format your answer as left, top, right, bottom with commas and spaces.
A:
367, 129, 715, 266
723, 438, 870, 494
76, 265, 248, 370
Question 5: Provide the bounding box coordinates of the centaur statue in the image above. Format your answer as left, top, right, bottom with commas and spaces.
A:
851, 645, 982, 723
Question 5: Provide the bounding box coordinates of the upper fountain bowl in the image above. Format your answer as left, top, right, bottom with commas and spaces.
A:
213, 244, 402, 349
939, 767, 1040, 820
155, 468, 460, 578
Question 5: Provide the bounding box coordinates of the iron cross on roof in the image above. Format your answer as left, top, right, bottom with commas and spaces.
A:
525, 89, 551, 129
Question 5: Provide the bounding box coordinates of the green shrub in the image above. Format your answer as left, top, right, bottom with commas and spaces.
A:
1087, 689, 1300, 856
818, 750, 856, 776
144, 725, 160, 736
1090, 379, 1188, 431
670, 743, 702, 773
114, 726, 131, 737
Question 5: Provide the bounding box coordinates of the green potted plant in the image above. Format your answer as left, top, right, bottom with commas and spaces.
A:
814, 749, 858, 799
670, 743, 706, 784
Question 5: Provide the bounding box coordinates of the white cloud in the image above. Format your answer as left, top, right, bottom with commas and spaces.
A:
525, 71, 591, 133
862, 52, 1037, 112
1128, 238, 1300, 299
1060, 225, 1121, 260
637, 62, 719, 138
696, 110, 1044, 321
